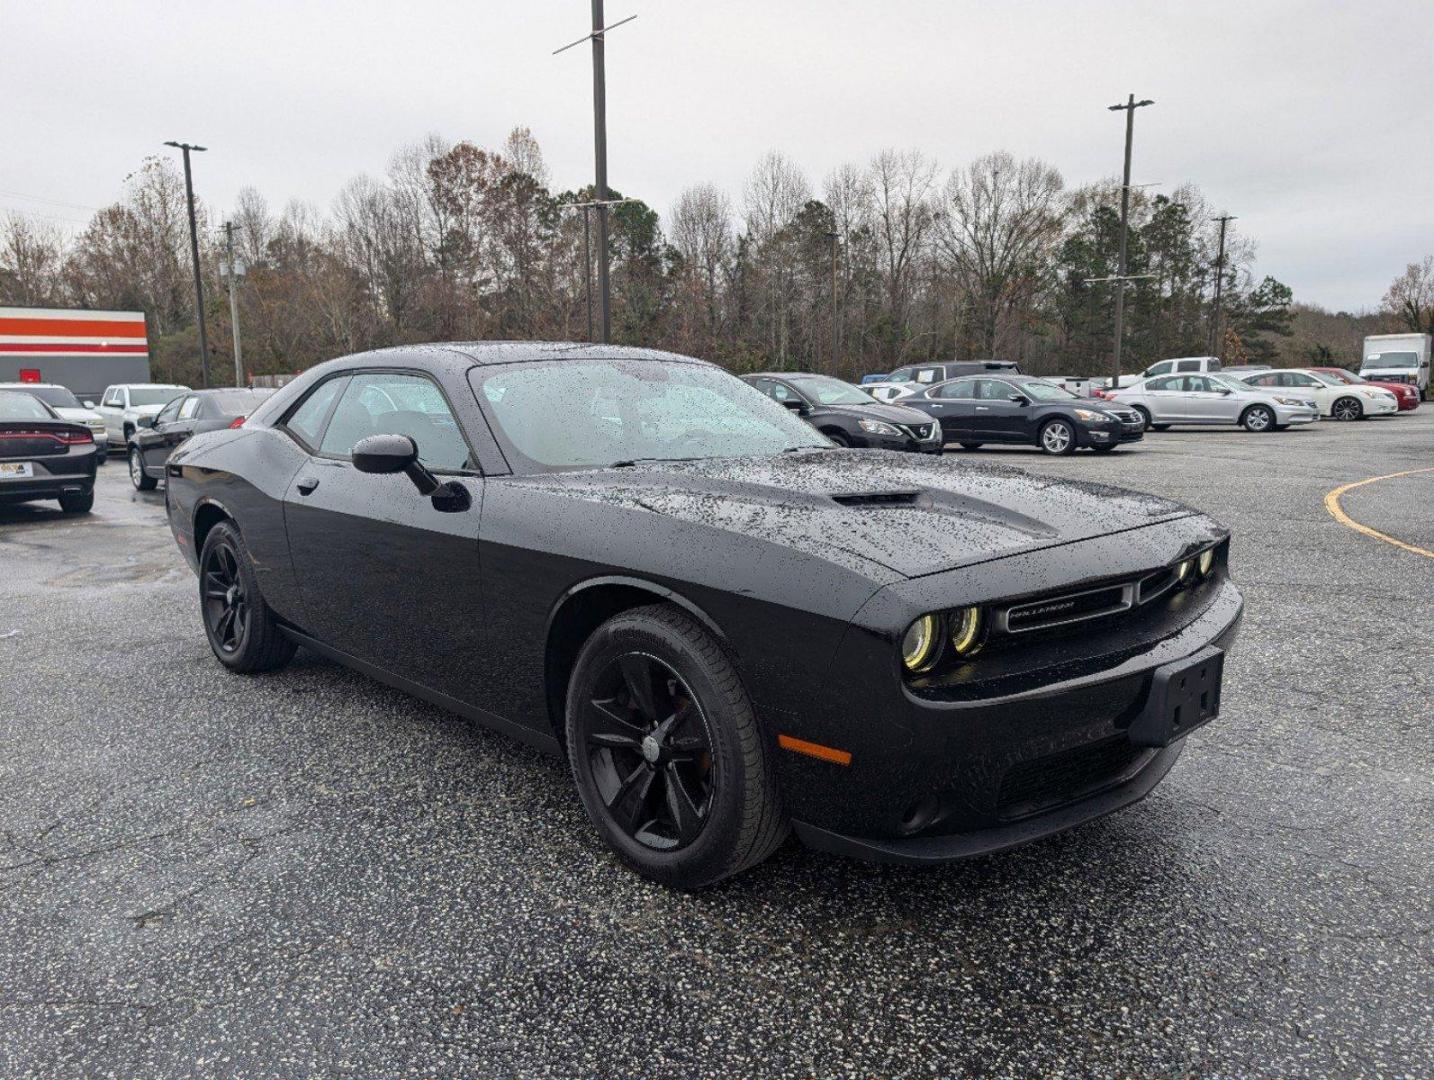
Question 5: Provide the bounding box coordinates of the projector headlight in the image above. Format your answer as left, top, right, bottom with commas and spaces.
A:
901, 614, 941, 673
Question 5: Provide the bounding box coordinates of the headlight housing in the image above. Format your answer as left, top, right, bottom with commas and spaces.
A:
901, 614, 941, 673
1072, 407, 1107, 423
859, 419, 902, 437
949, 606, 983, 656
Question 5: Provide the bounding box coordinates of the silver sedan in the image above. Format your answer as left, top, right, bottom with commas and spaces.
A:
1107, 373, 1320, 432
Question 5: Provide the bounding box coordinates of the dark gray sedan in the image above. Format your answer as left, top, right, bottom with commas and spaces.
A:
128, 388, 274, 490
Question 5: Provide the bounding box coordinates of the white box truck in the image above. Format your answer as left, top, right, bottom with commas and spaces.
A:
1361, 333, 1431, 400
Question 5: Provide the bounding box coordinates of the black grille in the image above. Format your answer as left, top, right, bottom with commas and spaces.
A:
900, 423, 935, 440
1005, 583, 1130, 633
997, 737, 1145, 820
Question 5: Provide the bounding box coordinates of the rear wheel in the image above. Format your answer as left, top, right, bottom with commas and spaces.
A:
1131, 405, 1153, 430
1241, 404, 1275, 432
129, 447, 157, 491
199, 520, 297, 673
565, 604, 787, 889
1152, 423, 1172, 432
1039, 419, 1076, 455
1331, 396, 1362, 421
1093, 444, 1118, 454
58, 488, 94, 514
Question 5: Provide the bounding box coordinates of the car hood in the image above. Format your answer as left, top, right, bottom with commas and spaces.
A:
818, 401, 935, 425
128, 403, 168, 417
523, 450, 1197, 580
53, 406, 103, 423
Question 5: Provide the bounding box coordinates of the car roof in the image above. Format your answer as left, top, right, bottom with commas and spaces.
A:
0, 382, 70, 389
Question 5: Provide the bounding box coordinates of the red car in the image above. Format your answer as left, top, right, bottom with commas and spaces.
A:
1311, 367, 1420, 411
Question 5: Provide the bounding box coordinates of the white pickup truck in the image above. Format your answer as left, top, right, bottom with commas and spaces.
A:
1361, 333, 1431, 400
90, 383, 190, 444
1113, 356, 1254, 389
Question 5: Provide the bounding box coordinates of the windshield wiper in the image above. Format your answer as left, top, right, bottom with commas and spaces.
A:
782, 444, 837, 453
609, 456, 703, 468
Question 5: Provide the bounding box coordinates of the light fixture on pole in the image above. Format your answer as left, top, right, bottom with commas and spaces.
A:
1104, 96, 1154, 389
164, 140, 211, 388
554, 3, 637, 344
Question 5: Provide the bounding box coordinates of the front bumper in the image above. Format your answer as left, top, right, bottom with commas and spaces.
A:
1078, 420, 1145, 447
857, 430, 945, 454
1273, 404, 1320, 425
1368, 398, 1399, 416
774, 522, 1242, 864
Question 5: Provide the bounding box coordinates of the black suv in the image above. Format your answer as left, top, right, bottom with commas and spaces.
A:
742, 372, 944, 453
903, 374, 1145, 455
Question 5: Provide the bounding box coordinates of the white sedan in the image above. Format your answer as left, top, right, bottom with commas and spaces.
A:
1236, 368, 1399, 420
1106, 373, 1320, 432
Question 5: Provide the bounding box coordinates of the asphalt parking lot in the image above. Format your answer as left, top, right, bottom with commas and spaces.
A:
2, 414, 1431, 1079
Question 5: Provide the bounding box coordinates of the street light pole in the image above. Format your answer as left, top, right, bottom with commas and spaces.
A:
165, 140, 210, 388
1106, 96, 1153, 388
1208, 214, 1237, 356
223, 221, 244, 386
554, 5, 636, 345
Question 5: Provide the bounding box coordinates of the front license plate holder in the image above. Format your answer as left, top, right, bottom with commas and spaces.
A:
1128, 646, 1224, 747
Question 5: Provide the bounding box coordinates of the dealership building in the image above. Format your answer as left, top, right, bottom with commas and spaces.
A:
0, 306, 150, 402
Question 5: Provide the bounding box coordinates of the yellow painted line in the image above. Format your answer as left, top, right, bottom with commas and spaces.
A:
1323, 467, 1434, 559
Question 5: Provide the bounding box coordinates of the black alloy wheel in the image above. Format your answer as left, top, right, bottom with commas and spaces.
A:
197, 520, 297, 673
565, 604, 788, 888
202, 540, 250, 657
1331, 396, 1362, 421
582, 652, 714, 851
130, 446, 157, 491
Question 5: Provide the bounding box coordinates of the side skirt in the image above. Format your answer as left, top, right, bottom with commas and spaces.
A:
279, 626, 563, 757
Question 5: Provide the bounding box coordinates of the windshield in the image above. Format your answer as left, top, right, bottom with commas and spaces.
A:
0, 391, 55, 420
1307, 371, 1343, 387
129, 387, 187, 406
473, 360, 830, 470
7, 386, 80, 408
1364, 351, 1419, 370
785, 375, 872, 405
1014, 380, 1078, 401
1319, 369, 1360, 384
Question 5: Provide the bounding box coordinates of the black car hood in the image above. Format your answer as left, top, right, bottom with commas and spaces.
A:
817, 400, 934, 425
518, 450, 1196, 580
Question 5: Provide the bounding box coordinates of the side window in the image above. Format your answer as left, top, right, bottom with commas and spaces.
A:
178, 396, 201, 420
1287, 373, 1316, 387
284, 376, 349, 449
889, 367, 912, 383
749, 378, 778, 400
104, 388, 123, 407
913, 367, 940, 384
971, 379, 1001, 401
320, 372, 472, 472
934, 380, 972, 400
768, 381, 796, 402
1207, 358, 1222, 372
1187, 376, 1211, 392
1147, 376, 1177, 392
154, 398, 184, 425
1175, 360, 1202, 373
1249, 373, 1277, 387
1145, 361, 1174, 377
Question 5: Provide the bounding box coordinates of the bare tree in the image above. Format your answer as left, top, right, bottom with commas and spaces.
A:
937, 152, 1065, 355
868, 149, 937, 341
1382, 255, 1434, 335
670, 183, 733, 340
0, 214, 66, 305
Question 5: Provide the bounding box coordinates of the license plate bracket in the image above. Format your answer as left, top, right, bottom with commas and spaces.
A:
1128, 646, 1224, 747
0, 462, 34, 478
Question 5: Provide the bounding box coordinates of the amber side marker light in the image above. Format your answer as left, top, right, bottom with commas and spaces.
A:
778, 734, 852, 766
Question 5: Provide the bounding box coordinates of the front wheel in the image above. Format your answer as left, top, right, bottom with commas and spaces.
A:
565, 604, 788, 889
825, 430, 851, 447
1039, 419, 1076, 455
1132, 405, 1153, 431
199, 520, 297, 673
1331, 396, 1362, 421
1092, 444, 1118, 454
129, 447, 157, 491
1241, 405, 1275, 432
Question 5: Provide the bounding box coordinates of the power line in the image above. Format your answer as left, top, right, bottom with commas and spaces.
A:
0, 190, 105, 213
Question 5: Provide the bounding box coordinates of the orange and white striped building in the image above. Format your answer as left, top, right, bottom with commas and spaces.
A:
0, 307, 150, 400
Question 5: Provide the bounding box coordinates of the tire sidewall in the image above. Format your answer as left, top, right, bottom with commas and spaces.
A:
1243, 405, 1274, 432
565, 610, 756, 887
1333, 396, 1361, 421
1133, 405, 1153, 431
198, 521, 261, 669
1040, 419, 1075, 455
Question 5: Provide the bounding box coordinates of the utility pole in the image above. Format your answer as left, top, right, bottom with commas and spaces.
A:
582, 204, 593, 341
1106, 96, 1153, 388
1208, 214, 1237, 356
825, 231, 839, 372
165, 140, 210, 388
223, 221, 244, 386
554, 4, 636, 344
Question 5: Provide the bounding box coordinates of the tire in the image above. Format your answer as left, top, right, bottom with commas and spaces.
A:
825, 430, 851, 447
1240, 404, 1275, 432
198, 520, 297, 674
96, 451, 108, 465
1132, 405, 1153, 431
1092, 444, 1118, 454
129, 446, 157, 491
959, 442, 983, 450
1331, 396, 1362, 422
1152, 424, 1172, 432
565, 603, 788, 889
58, 488, 94, 514
1039, 418, 1076, 455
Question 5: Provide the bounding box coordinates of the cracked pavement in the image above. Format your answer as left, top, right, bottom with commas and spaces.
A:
1, 412, 1431, 1078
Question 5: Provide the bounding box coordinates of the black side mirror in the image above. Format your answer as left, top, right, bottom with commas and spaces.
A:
1008, 394, 1030, 406
353, 433, 471, 512
138, 415, 155, 429
780, 397, 807, 413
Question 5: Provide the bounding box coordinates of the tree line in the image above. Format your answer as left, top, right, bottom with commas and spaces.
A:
2, 126, 1427, 388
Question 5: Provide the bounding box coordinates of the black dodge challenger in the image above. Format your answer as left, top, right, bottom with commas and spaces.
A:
164, 343, 1242, 888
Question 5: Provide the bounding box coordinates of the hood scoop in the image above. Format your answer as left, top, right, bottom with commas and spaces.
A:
830, 490, 922, 508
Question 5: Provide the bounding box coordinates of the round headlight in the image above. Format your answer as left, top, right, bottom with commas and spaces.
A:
1198, 548, 1215, 577
1175, 558, 1193, 583
950, 606, 983, 656
901, 614, 941, 673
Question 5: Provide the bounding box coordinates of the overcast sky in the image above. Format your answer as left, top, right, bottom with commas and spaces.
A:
5, 0, 1431, 311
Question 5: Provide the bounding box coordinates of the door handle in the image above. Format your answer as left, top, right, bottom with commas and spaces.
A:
296, 476, 320, 495
975, 406, 990, 411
